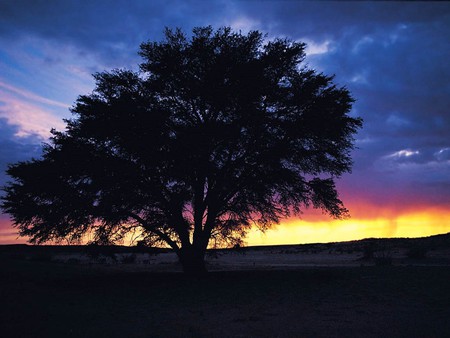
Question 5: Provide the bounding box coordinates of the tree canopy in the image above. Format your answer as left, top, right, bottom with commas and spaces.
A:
1, 27, 362, 274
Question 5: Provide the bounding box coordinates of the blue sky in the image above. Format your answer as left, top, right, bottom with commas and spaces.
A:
1, 0, 450, 243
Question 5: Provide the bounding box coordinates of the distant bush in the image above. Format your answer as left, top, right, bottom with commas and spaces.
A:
206, 250, 220, 259
66, 258, 80, 265
85, 244, 101, 260
122, 254, 137, 264
28, 252, 53, 262
362, 243, 375, 260
406, 245, 428, 259
8, 253, 27, 260
374, 256, 393, 266
374, 247, 393, 266
232, 244, 246, 255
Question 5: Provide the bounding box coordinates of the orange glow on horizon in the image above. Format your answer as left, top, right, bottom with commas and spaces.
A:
245, 207, 450, 246
1, 207, 450, 246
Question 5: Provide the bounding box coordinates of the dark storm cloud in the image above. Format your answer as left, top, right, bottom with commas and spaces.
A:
0, 0, 227, 67
0, 118, 42, 191
230, 1, 449, 40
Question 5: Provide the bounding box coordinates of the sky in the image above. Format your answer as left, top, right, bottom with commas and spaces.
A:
0, 0, 450, 245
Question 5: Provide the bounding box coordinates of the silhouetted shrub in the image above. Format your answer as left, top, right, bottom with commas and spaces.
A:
374, 256, 393, 266
406, 246, 428, 259
8, 253, 27, 260
122, 254, 137, 264
206, 250, 220, 259
85, 243, 101, 260
28, 252, 52, 262
66, 257, 80, 265
362, 243, 375, 260
374, 247, 393, 265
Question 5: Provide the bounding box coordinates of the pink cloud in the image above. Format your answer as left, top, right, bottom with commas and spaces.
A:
0, 80, 67, 139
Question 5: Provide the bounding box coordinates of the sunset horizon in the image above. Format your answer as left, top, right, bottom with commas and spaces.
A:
2, 205, 450, 246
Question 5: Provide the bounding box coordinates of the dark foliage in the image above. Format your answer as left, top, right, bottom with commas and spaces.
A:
1, 27, 362, 274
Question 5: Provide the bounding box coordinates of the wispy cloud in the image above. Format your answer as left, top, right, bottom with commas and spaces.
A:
304, 39, 332, 56
225, 16, 260, 33
0, 80, 69, 109
386, 149, 420, 159
0, 83, 66, 139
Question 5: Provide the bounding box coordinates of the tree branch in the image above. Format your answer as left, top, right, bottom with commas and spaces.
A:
126, 212, 180, 251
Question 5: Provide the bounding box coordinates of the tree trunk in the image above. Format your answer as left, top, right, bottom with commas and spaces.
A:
177, 246, 207, 276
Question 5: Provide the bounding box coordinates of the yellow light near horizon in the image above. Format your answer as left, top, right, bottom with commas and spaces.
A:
245, 208, 450, 246
1, 209, 449, 247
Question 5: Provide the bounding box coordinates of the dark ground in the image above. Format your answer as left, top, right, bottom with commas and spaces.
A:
1, 251, 450, 338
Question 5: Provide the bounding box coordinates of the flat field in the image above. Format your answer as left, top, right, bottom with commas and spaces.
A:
1, 238, 450, 337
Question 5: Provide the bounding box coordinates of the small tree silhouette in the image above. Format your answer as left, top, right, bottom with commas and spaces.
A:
1, 27, 362, 275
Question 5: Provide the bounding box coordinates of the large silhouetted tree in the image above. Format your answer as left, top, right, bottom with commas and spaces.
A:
1, 27, 362, 274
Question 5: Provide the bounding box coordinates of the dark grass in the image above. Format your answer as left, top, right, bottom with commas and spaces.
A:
1, 254, 450, 337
